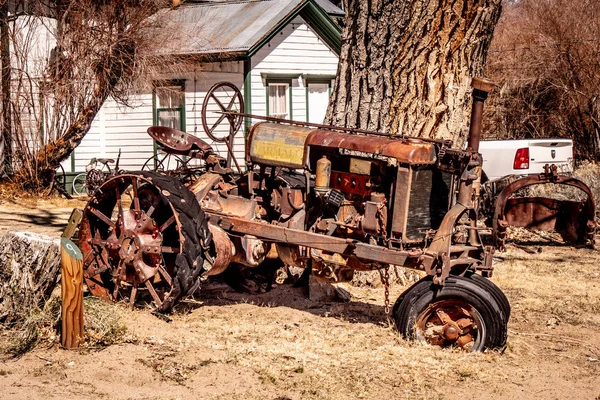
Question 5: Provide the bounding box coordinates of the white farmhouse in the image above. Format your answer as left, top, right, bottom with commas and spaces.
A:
70, 0, 342, 174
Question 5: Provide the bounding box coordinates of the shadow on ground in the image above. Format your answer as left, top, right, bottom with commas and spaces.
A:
171, 282, 391, 327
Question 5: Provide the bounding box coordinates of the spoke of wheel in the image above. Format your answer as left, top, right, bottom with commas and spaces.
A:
209, 113, 227, 133
84, 258, 110, 279
435, 309, 452, 325
158, 265, 172, 285
146, 195, 162, 218
129, 284, 138, 308
145, 280, 163, 306
132, 177, 140, 212
211, 93, 227, 112
226, 94, 238, 110
226, 139, 242, 174
113, 278, 121, 301
89, 237, 108, 247
160, 215, 176, 232
116, 185, 124, 226
160, 246, 180, 254
88, 206, 116, 229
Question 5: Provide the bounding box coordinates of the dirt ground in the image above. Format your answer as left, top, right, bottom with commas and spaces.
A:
0, 198, 599, 400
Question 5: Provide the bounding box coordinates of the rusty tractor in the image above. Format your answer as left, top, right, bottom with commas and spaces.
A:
79, 78, 510, 352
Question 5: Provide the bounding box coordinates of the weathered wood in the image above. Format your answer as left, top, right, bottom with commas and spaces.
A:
60, 238, 84, 349
0, 232, 61, 323
61, 208, 83, 240
325, 0, 502, 146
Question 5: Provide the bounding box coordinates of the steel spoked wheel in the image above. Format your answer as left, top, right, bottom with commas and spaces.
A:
201, 81, 244, 142
142, 153, 186, 173
142, 153, 200, 186
415, 299, 485, 351
393, 275, 508, 352
72, 173, 88, 196
78, 172, 211, 312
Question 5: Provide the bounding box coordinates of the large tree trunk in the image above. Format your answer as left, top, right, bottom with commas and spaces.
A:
0, 232, 61, 324
325, 0, 502, 146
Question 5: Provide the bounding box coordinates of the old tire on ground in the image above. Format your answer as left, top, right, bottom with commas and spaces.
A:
466, 273, 511, 323
79, 172, 212, 312
393, 275, 507, 351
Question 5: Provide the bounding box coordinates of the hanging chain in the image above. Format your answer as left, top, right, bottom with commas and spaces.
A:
383, 265, 391, 316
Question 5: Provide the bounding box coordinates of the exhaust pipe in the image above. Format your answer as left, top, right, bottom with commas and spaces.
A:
467, 77, 495, 152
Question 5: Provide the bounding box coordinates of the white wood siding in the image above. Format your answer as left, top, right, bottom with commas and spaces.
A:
250, 17, 339, 124
73, 18, 339, 172
73, 65, 244, 172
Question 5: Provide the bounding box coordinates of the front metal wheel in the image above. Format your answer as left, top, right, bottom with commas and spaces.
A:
78, 172, 211, 311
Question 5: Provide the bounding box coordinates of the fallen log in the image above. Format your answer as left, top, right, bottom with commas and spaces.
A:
0, 231, 61, 324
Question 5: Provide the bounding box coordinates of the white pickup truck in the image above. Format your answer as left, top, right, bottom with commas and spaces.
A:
479, 138, 573, 181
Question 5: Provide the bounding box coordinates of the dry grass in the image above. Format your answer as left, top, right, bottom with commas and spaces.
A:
109, 245, 599, 399
0, 245, 598, 399
0, 294, 130, 358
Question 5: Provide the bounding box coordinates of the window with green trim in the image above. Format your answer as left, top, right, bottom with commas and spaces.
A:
154, 80, 185, 131
268, 82, 289, 118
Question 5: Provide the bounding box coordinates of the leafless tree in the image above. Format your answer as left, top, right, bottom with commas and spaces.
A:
485, 0, 600, 161
1, 0, 176, 192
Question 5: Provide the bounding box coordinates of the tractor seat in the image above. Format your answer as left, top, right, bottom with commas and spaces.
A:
96, 158, 114, 164
147, 126, 213, 158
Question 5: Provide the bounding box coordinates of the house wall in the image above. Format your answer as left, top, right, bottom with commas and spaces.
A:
250, 16, 339, 124
72, 16, 339, 173
75, 64, 244, 172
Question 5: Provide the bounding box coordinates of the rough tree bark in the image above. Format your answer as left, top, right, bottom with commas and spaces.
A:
325, 0, 502, 146
0, 232, 61, 324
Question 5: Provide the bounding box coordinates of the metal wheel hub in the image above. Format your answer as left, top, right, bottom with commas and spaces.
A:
110, 209, 163, 283
416, 300, 479, 350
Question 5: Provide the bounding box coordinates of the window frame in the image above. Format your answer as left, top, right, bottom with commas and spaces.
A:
153, 79, 186, 132
264, 76, 294, 120
152, 79, 186, 163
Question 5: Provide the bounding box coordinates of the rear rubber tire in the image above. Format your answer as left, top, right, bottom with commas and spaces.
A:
393, 275, 508, 351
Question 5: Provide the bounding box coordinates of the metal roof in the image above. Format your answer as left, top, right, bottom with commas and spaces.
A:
155, 0, 341, 56
313, 0, 344, 17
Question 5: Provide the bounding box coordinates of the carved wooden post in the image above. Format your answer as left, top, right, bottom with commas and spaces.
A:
60, 238, 84, 349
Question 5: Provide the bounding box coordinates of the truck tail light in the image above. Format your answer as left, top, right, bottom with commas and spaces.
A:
513, 148, 529, 169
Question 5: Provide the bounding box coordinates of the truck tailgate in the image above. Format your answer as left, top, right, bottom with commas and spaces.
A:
528, 139, 572, 174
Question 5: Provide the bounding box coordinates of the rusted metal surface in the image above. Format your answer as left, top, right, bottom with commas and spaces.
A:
467, 77, 495, 152
416, 299, 481, 350
492, 164, 596, 249
148, 126, 213, 158
247, 122, 311, 168
205, 212, 414, 267
305, 130, 437, 165
205, 224, 232, 276
227, 111, 450, 144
